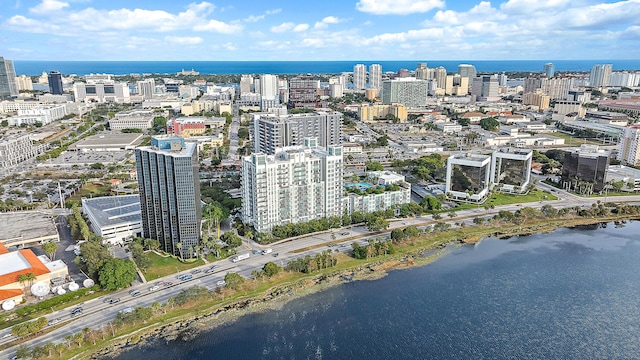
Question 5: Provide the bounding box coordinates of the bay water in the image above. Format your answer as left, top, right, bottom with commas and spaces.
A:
113, 221, 640, 359
14, 60, 640, 76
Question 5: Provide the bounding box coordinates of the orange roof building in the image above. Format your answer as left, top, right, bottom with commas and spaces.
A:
0, 247, 68, 305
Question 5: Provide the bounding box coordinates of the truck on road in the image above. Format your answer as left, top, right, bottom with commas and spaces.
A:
262, 248, 273, 255
232, 253, 250, 262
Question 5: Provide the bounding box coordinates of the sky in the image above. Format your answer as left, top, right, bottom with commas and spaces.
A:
1, 0, 640, 61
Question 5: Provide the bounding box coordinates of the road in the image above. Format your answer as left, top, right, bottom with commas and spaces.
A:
2, 193, 640, 357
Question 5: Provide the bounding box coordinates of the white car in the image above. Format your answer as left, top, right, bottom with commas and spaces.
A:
216, 280, 226, 286
149, 285, 160, 292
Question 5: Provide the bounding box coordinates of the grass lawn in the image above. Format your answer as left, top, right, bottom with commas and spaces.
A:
451, 188, 558, 211
67, 182, 113, 204
144, 252, 205, 281
549, 132, 601, 146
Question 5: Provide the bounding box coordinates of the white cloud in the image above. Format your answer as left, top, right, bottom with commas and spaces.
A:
29, 0, 69, 14
194, 20, 243, 33
500, 0, 570, 14
165, 36, 203, 45
5, 15, 62, 33
356, 0, 444, 15
223, 42, 237, 51
314, 16, 342, 29
244, 8, 281, 22
293, 23, 309, 32
270, 22, 294, 32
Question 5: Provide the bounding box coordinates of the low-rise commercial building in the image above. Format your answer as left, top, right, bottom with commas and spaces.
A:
0, 134, 41, 168
606, 165, 640, 192
82, 195, 142, 245
490, 148, 533, 193
108, 109, 156, 131
445, 153, 492, 202
0, 243, 68, 308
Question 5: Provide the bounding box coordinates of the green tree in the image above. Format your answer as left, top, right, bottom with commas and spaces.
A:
224, 272, 244, 289
262, 262, 281, 277
221, 231, 242, 248
98, 258, 137, 290
42, 241, 58, 260
390, 228, 406, 242
479, 117, 500, 131
130, 243, 150, 270
365, 161, 384, 171
366, 215, 389, 232
90, 162, 105, 170
15, 344, 31, 359
237, 127, 250, 140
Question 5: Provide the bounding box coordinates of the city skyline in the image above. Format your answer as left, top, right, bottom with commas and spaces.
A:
2, 0, 640, 61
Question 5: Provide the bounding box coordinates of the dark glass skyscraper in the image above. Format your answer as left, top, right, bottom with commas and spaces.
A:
136, 136, 201, 258
48, 71, 63, 95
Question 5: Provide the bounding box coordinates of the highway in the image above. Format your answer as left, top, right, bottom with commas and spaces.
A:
2, 190, 640, 357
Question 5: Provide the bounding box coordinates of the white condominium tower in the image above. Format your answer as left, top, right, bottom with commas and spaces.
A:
369, 64, 382, 89
590, 64, 612, 87
241, 138, 344, 232
353, 64, 367, 90
252, 111, 342, 155
618, 124, 640, 166
458, 64, 477, 79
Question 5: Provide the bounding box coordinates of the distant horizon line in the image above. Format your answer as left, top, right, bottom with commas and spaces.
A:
12, 59, 640, 62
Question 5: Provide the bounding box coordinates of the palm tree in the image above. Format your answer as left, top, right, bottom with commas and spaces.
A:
176, 242, 183, 261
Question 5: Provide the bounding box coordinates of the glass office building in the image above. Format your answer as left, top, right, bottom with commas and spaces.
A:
136, 136, 201, 258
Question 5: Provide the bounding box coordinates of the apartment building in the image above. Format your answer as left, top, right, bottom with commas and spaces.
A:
241, 138, 343, 232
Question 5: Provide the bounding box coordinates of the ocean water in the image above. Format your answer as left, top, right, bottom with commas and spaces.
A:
13, 60, 640, 76
112, 221, 640, 360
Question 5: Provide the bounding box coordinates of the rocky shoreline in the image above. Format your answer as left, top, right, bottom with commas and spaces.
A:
89, 247, 450, 360
85, 217, 638, 360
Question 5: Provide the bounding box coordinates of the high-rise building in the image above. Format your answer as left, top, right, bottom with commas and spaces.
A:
369, 64, 382, 90
415, 63, 428, 80
458, 64, 477, 79
471, 76, 499, 101
497, 73, 508, 87
241, 138, 343, 232
381, 78, 428, 108
562, 145, 610, 192
252, 111, 342, 155
524, 76, 574, 100
353, 64, 367, 90
609, 72, 640, 87
48, 71, 63, 95
590, 64, 613, 87
136, 79, 155, 100
15, 75, 33, 91
288, 76, 319, 108
135, 136, 201, 258
259, 74, 279, 110
618, 124, 640, 166
543, 63, 555, 77
240, 74, 253, 94
445, 75, 469, 95
522, 90, 551, 110
0, 57, 18, 100
432, 67, 447, 89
